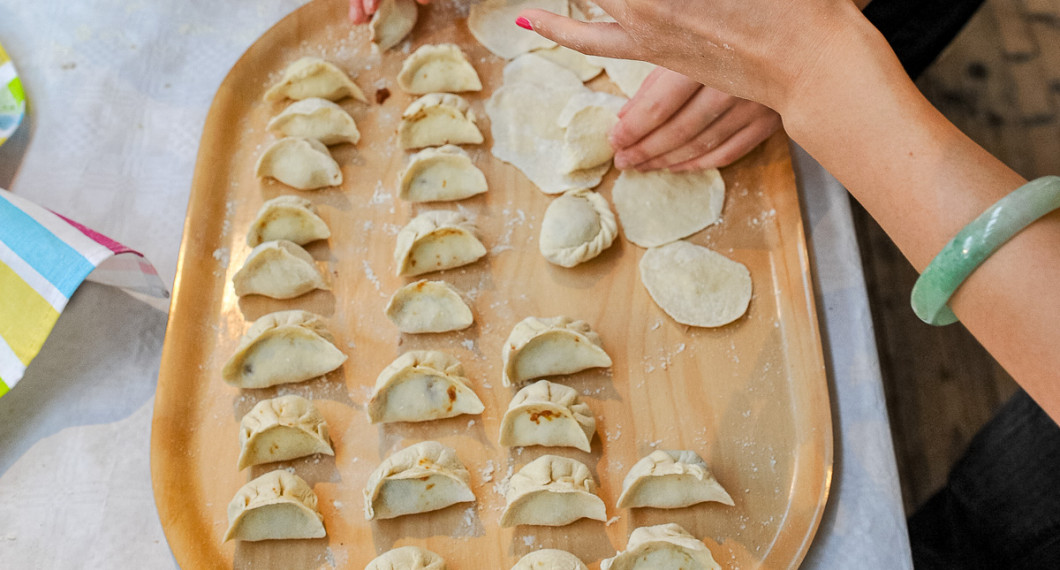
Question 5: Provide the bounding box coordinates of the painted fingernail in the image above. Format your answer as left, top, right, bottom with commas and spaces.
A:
515, 17, 532, 30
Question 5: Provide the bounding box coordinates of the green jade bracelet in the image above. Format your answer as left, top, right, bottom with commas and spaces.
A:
911, 175, 1060, 325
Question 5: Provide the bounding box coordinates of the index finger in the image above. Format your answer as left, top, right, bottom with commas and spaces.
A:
610, 68, 701, 150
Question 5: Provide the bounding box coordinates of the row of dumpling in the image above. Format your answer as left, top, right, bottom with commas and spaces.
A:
365, 524, 721, 570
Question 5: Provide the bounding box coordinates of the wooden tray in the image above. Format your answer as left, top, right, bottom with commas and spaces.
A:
150, 0, 832, 568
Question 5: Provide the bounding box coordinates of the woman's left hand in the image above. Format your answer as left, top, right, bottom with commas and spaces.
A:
349, 0, 432, 25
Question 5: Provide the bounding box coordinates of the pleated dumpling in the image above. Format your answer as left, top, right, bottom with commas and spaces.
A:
266, 98, 360, 145
237, 395, 333, 470
539, 189, 617, 268
264, 57, 367, 103
398, 145, 488, 203
512, 549, 588, 570
398, 44, 482, 94
255, 137, 342, 191
398, 93, 483, 150
370, 0, 418, 52
367, 546, 446, 570
385, 280, 474, 333
363, 441, 475, 520
499, 380, 595, 452
616, 450, 734, 509
367, 350, 484, 424
601, 523, 721, 570
501, 316, 612, 386
222, 310, 346, 389
232, 240, 328, 299
500, 455, 606, 527
394, 210, 487, 277
246, 195, 330, 247
223, 470, 325, 542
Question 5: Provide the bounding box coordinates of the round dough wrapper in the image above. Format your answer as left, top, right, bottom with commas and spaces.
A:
639, 241, 751, 327
612, 168, 725, 248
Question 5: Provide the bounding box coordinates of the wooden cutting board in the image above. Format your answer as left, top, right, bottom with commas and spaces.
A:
150, 0, 832, 568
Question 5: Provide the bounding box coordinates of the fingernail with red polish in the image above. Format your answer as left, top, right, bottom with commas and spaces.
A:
515, 17, 532, 30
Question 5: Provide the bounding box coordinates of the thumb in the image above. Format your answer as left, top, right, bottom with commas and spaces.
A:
518, 8, 638, 60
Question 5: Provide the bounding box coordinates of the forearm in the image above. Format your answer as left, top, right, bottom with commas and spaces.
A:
781, 13, 1060, 422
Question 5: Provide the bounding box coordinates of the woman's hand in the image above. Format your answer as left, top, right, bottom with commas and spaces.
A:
518, 0, 862, 113
349, 0, 431, 25
612, 68, 781, 171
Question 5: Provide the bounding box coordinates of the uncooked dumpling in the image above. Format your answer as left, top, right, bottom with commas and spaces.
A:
367, 350, 485, 424
501, 316, 612, 386
264, 57, 367, 103
601, 523, 721, 570
500, 455, 606, 527
398, 145, 488, 203
398, 44, 482, 94
486, 54, 610, 194
222, 310, 347, 388
237, 395, 333, 470
246, 195, 330, 247
363, 441, 475, 520
592, 57, 657, 98
394, 210, 487, 277
255, 137, 342, 191
512, 550, 588, 570
558, 92, 626, 173
499, 380, 596, 452
612, 168, 725, 248
266, 98, 360, 145
398, 93, 483, 150
367, 546, 447, 570
468, 0, 568, 59
232, 240, 329, 299
616, 450, 734, 509
223, 470, 325, 542
639, 241, 752, 327
371, 0, 419, 52
539, 189, 617, 267
385, 280, 474, 333
531, 45, 603, 82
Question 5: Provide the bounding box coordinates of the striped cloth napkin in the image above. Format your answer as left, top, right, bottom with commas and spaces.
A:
0, 188, 168, 398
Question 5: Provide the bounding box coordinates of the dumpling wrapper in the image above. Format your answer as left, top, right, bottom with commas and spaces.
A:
266, 98, 360, 145
640, 241, 752, 327
246, 195, 330, 247
237, 395, 333, 470
468, 0, 568, 59
398, 145, 488, 203
398, 93, 483, 150
232, 240, 329, 299
612, 168, 725, 248
531, 45, 603, 82
539, 188, 617, 268
601, 523, 721, 570
512, 549, 588, 570
557, 91, 626, 173
486, 54, 610, 194
501, 316, 612, 386
586, 55, 657, 98
367, 350, 485, 424
367, 546, 447, 570
394, 210, 487, 277
264, 57, 367, 103
499, 380, 596, 452
500, 455, 606, 527
398, 43, 482, 94
371, 0, 418, 52
255, 137, 342, 191
222, 310, 346, 389
616, 450, 734, 509
385, 279, 474, 333
223, 470, 325, 542
363, 441, 475, 520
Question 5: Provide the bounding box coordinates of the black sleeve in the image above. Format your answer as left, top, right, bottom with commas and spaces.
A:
863, 0, 987, 80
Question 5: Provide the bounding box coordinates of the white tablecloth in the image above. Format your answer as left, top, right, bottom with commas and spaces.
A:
0, 0, 912, 567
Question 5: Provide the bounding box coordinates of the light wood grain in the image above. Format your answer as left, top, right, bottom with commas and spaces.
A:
150, 1, 832, 568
